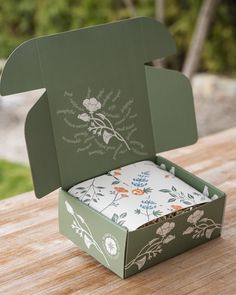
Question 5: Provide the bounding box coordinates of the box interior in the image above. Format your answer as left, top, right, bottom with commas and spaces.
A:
67, 157, 220, 232
66, 155, 225, 234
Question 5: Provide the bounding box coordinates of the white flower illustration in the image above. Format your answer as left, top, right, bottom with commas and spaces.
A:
83, 97, 101, 113
187, 209, 204, 224
77, 97, 130, 150
104, 236, 118, 256
156, 222, 175, 237
58, 88, 149, 160
77, 113, 90, 122
183, 209, 221, 239
125, 221, 176, 271
103, 130, 113, 144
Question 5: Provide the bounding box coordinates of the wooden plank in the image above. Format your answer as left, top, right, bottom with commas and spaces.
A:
1, 127, 236, 294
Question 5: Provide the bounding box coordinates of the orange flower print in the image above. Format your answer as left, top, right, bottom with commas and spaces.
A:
113, 168, 121, 176
131, 171, 151, 196
114, 171, 121, 176
171, 204, 183, 211
132, 188, 144, 196
114, 187, 128, 193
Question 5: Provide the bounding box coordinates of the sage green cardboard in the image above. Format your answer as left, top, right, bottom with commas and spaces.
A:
58, 155, 225, 279
0, 17, 197, 198
0, 17, 225, 279
59, 189, 127, 278
123, 156, 225, 278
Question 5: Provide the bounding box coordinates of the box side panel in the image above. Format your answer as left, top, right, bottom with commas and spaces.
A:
59, 189, 127, 278
124, 196, 225, 278
145, 66, 198, 153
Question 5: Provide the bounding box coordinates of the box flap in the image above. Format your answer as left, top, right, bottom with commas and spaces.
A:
0, 17, 198, 198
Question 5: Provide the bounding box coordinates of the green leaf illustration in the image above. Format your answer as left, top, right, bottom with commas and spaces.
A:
112, 180, 120, 185
153, 210, 162, 217
120, 212, 127, 218
159, 189, 171, 193
112, 213, 119, 222
135, 209, 141, 215
170, 193, 177, 198
168, 198, 176, 202
143, 187, 153, 194
118, 220, 125, 226
182, 200, 192, 205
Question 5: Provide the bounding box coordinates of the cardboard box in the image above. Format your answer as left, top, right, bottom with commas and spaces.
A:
0, 17, 225, 278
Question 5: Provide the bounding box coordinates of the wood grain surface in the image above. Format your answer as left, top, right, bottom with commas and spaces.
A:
1, 127, 236, 295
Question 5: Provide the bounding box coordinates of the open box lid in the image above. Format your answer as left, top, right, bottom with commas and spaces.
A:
0, 17, 198, 198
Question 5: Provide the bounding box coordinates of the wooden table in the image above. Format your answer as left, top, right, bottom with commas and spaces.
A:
1, 128, 236, 295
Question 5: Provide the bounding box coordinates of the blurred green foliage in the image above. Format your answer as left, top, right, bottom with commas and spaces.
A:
0, 160, 33, 200
0, 0, 236, 75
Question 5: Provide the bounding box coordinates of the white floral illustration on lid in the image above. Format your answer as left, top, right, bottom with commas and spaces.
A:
183, 209, 221, 239
83, 97, 102, 113
78, 113, 90, 122
58, 89, 148, 160
78, 97, 130, 150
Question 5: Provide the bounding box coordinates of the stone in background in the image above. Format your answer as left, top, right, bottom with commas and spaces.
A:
0, 89, 44, 164
193, 74, 236, 136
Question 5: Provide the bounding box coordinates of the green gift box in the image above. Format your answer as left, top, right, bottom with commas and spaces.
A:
0, 17, 225, 278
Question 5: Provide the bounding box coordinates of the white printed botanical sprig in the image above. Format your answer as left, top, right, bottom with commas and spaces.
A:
57, 89, 148, 160
65, 201, 110, 266
125, 222, 175, 271
182, 209, 221, 239
78, 97, 130, 150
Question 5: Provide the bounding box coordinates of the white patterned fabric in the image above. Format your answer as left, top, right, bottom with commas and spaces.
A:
68, 160, 212, 231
